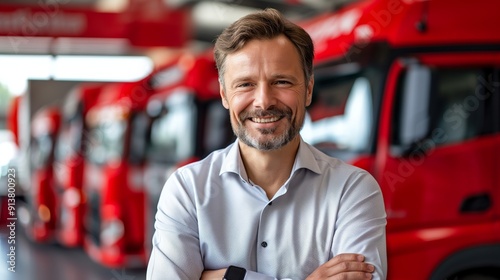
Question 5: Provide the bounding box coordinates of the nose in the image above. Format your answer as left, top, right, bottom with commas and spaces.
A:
253, 84, 276, 110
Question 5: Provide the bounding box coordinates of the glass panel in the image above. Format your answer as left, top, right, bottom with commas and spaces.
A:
302, 67, 379, 159
391, 66, 491, 153
148, 66, 184, 90
202, 101, 233, 154
55, 113, 83, 162
399, 64, 431, 146
147, 91, 196, 164
129, 112, 150, 164
31, 135, 53, 169
86, 120, 126, 165
432, 69, 485, 145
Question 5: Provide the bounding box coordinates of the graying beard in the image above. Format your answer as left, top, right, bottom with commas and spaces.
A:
237, 125, 296, 151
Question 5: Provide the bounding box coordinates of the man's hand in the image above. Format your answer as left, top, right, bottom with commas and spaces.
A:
306, 254, 375, 280
201, 268, 227, 280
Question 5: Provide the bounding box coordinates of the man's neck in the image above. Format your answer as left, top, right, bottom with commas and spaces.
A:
238, 137, 300, 199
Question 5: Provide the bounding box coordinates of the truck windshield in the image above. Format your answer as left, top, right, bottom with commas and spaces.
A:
148, 65, 184, 90
55, 109, 84, 162
86, 120, 126, 165
31, 134, 54, 170
302, 66, 379, 160
147, 91, 196, 164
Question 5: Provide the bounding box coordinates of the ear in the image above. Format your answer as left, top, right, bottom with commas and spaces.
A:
305, 75, 314, 107
220, 82, 229, 109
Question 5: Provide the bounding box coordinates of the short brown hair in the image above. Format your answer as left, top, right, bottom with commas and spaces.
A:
214, 8, 314, 88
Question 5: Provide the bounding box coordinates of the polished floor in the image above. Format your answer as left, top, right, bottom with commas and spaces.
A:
0, 226, 146, 280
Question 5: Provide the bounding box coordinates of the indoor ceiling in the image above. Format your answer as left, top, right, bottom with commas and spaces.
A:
0, 0, 357, 54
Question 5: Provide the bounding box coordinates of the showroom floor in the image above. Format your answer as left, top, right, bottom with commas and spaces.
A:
0, 227, 146, 280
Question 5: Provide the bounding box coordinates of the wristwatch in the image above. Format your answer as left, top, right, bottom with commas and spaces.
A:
223, 265, 246, 280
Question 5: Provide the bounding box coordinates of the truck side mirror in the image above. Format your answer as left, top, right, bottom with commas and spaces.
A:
398, 63, 432, 157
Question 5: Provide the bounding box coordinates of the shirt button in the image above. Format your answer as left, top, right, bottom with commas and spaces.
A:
261, 241, 268, 248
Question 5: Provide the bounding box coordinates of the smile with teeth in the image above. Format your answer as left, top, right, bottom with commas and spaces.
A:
251, 116, 281, 123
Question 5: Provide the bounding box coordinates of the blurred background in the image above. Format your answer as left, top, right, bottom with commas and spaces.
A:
0, 0, 499, 279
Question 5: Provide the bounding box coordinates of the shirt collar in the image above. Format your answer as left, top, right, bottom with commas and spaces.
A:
219, 139, 248, 179
292, 138, 322, 175
219, 138, 322, 180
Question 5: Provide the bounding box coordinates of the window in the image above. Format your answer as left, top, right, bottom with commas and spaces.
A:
302, 66, 380, 159
128, 112, 150, 164
433, 69, 486, 144
202, 101, 233, 155
391, 64, 496, 155
55, 104, 84, 162
148, 66, 184, 90
86, 120, 127, 165
147, 91, 196, 164
31, 134, 54, 170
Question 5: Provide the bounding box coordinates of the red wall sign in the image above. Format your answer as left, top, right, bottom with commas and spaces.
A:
0, 4, 190, 47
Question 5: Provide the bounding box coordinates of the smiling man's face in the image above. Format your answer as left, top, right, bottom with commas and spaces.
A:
220, 35, 314, 151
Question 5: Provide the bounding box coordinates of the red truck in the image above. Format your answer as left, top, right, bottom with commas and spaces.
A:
53, 83, 104, 247
300, 0, 500, 279
83, 80, 149, 267
25, 105, 62, 242
143, 51, 234, 257
82, 51, 234, 268
81, 54, 206, 267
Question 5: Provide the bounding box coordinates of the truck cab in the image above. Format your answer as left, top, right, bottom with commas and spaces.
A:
25, 106, 62, 242
143, 52, 234, 256
83, 80, 150, 267
81, 55, 216, 268
301, 0, 500, 279
53, 83, 104, 247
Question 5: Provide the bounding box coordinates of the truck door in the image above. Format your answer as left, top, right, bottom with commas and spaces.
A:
376, 54, 500, 279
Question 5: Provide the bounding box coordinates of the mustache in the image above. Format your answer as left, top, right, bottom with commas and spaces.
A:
239, 106, 292, 121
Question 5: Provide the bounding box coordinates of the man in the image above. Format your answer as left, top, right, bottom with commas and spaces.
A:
147, 8, 387, 280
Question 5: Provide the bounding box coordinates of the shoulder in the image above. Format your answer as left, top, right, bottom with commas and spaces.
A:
305, 142, 367, 174
160, 144, 233, 199
175, 143, 234, 177
303, 142, 379, 190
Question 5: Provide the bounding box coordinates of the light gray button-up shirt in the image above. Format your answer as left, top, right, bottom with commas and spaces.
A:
147, 138, 387, 280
